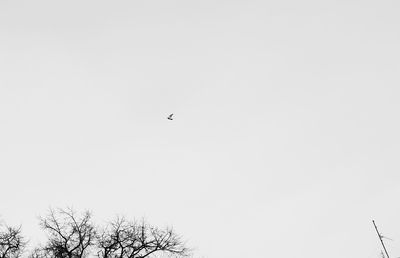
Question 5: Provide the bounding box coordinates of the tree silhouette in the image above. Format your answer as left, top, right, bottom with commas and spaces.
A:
0, 223, 26, 258
0, 208, 191, 258
96, 216, 190, 258
34, 208, 96, 258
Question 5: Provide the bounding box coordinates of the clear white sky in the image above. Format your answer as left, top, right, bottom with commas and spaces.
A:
1, 1, 400, 257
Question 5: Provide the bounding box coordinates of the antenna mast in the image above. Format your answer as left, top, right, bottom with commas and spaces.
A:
372, 220, 390, 258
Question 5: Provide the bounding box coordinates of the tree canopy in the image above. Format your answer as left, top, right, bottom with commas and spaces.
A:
0, 208, 191, 258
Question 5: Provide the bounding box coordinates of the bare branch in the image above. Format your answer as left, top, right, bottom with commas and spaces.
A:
35, 208, 96, 258
0, 223, 26, 258
96, 217, 190, 258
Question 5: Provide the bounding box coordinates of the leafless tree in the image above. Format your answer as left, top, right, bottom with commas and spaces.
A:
96, 217, 190, 258
0, 223, 26, 258
34, 208, 96, 258
28, 248, 52, 258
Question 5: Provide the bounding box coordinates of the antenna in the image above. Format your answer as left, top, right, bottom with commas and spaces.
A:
373, 220, 390, 258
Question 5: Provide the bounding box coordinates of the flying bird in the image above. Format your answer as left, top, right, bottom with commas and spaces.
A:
167, 114, 174, 120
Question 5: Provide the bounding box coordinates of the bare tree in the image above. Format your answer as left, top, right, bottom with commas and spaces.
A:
34, 208, 96, 258
0, 223, 26, 258
28, 248, 52, 258
96, 217, 190, 258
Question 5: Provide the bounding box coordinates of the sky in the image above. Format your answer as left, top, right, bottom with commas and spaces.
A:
1, 1, 400, 257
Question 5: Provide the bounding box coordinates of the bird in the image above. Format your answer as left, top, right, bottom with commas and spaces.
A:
167, 114, 174, 120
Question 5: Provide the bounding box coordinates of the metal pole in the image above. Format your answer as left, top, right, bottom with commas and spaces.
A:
373, 220, 390, 258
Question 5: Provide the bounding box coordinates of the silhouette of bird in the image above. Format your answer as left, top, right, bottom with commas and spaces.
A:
167, 114, 174, 120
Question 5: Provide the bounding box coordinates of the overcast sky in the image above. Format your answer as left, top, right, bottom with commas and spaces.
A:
1, 1, 400, 258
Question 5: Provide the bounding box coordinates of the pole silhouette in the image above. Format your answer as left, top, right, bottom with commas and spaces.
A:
372, 220, 390, 258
